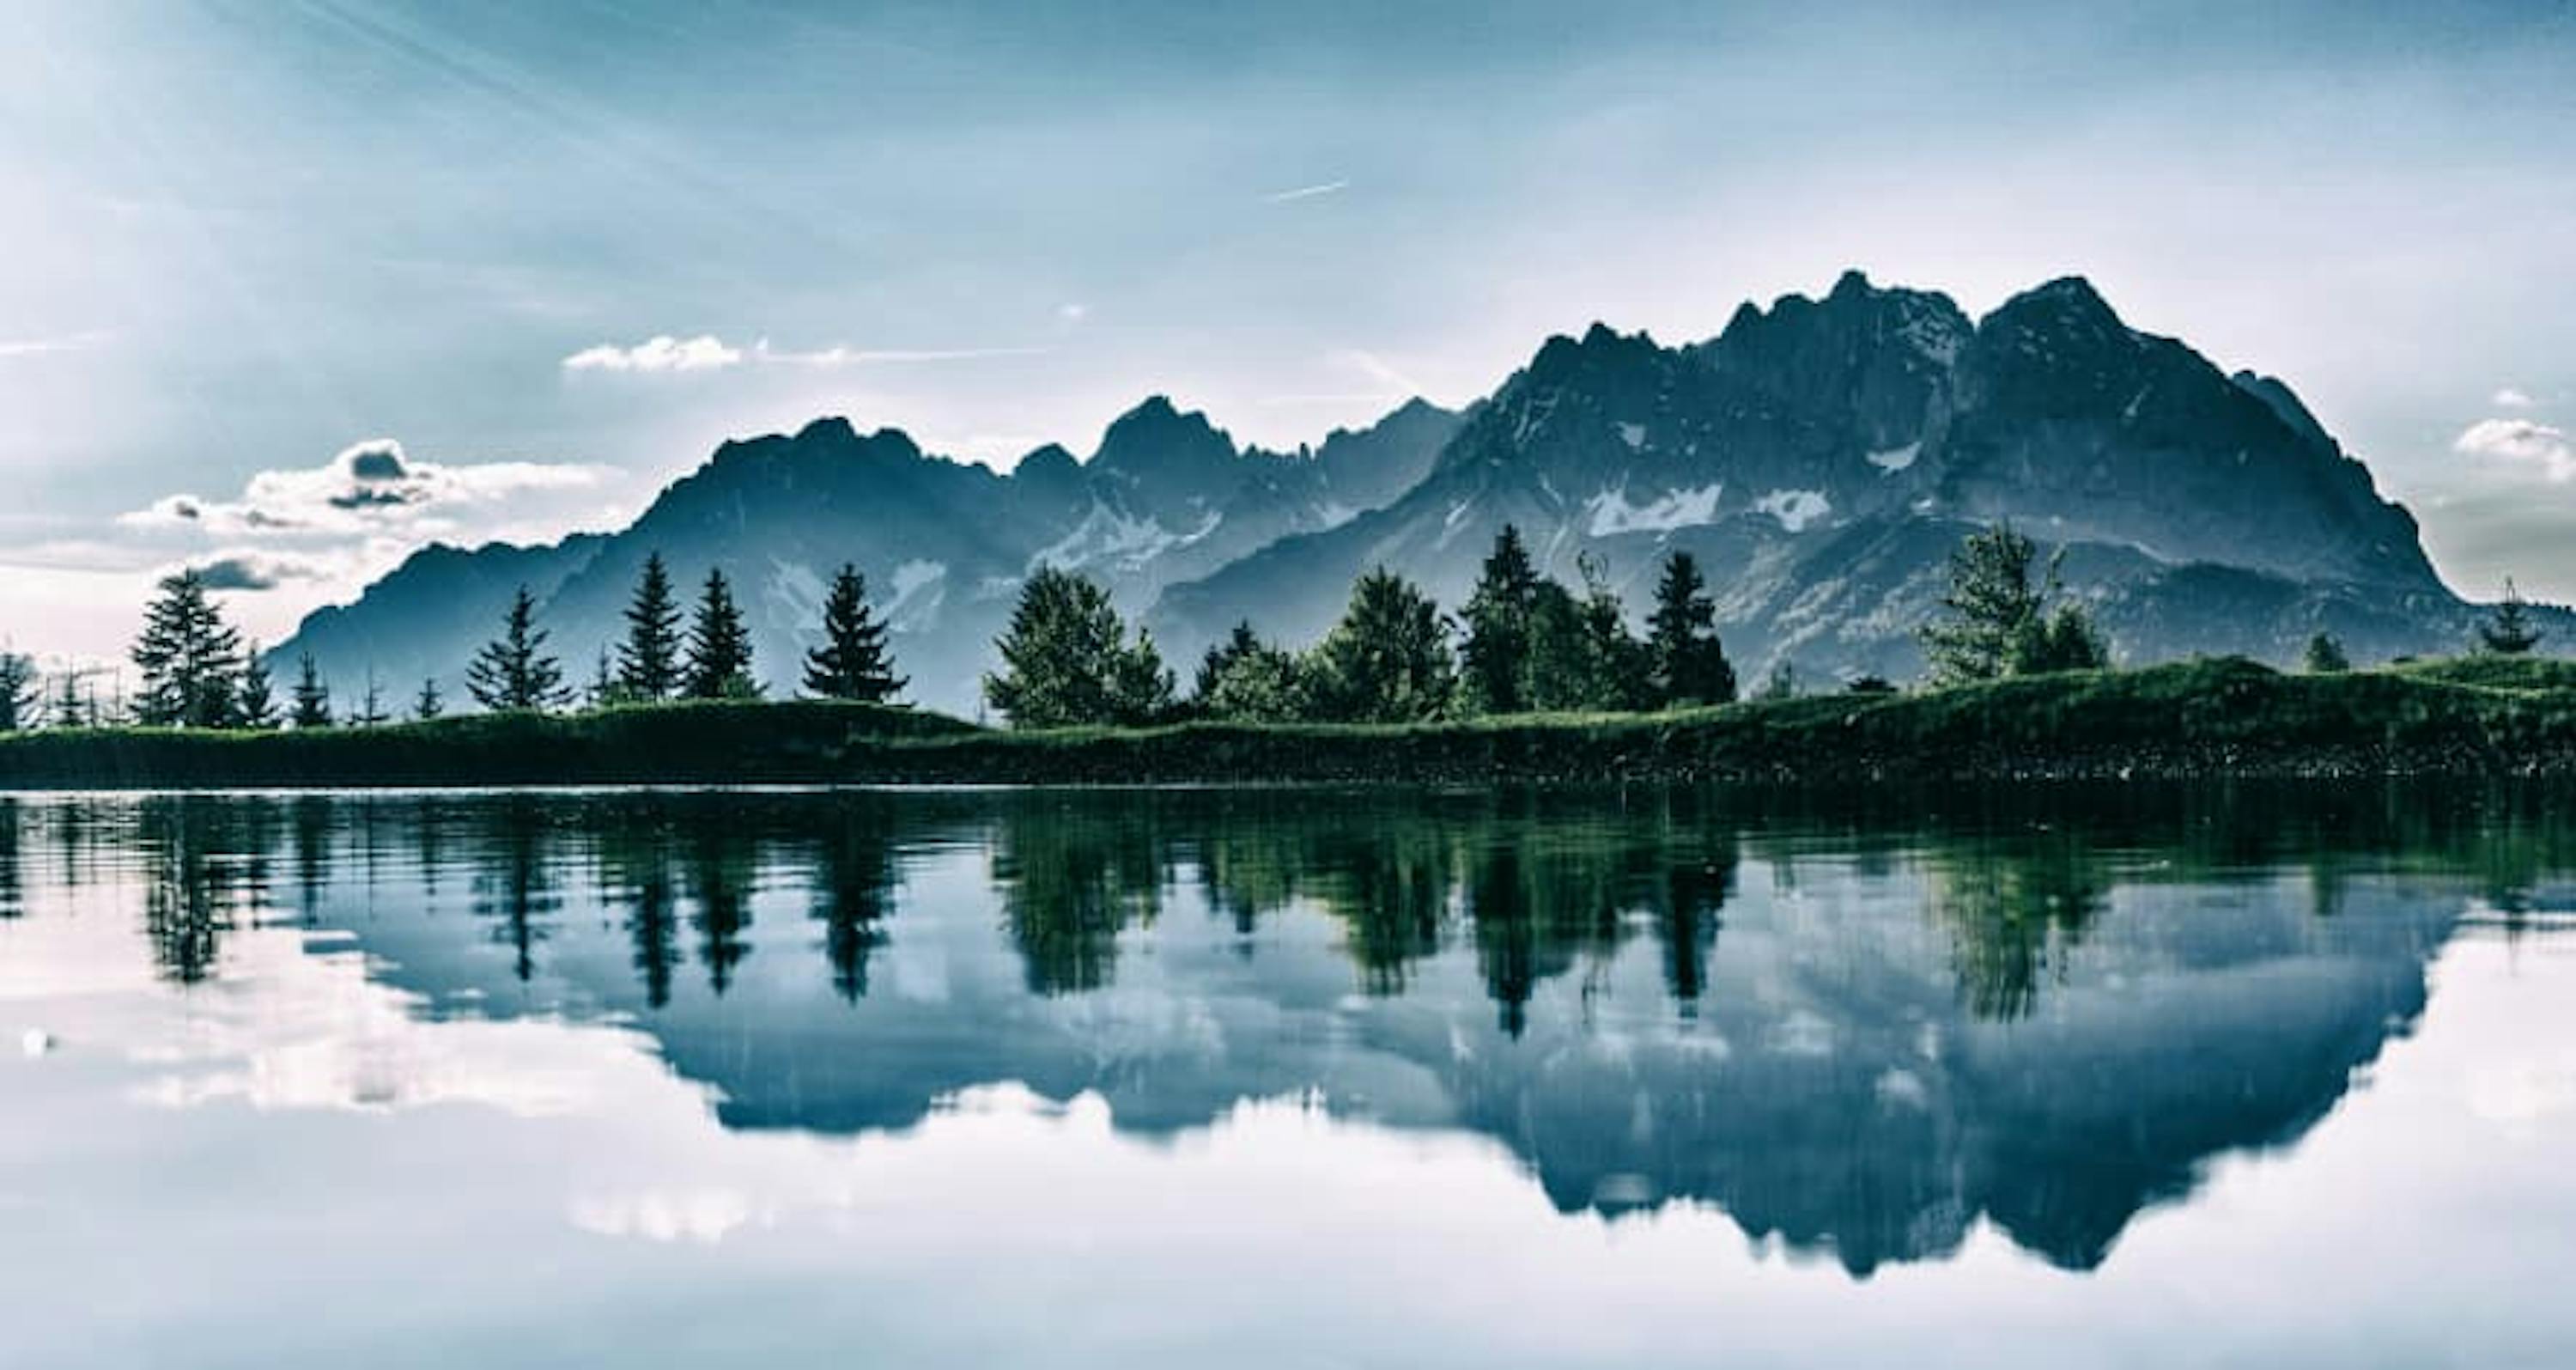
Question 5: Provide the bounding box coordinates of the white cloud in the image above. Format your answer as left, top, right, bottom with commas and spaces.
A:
750, 340, 1049, 368
562, 334, 744, 373
1262, 180, 1349, 204
119, 439, 619, 538
2493, 387, 2538, 409
0, 329, 109, 360
2456, 417, 2576, 482
1057, 303, 1090, 325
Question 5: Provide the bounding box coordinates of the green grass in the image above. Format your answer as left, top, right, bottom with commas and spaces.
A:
10, 656, 2576, 789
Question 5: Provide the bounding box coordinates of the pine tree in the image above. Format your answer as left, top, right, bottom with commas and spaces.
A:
413, 676, 444, 722
290, 652, 334, 728
1646, 551, 1736, 707
0, 653, 37, 732
465, 586, 570, 712
235, 645, 280, 729
51, 672, 87, 729
1305, 567, 1455, 723
587, 646, 616, 709
1192, 622, 1307, 722
617, 551, 685, 702
983, 566, 1167, 728
1921, 523, 2107, 683
354, 668, 390, 727
2301, 632, 2351, 673
1568, 557, 1651, 711
1109, 628, 1176, 727
1460, 525, 1540, 715
802, 564, 905, 703
2479, 579, 2544, 655
683, 568, 758, 699
129, 569, 245, 728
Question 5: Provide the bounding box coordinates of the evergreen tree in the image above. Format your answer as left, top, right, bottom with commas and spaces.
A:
587, 646, 616, 709
2017, 603, 2110, 674
1758, 661, 1799, 700
465, 586, 570, 712
1524, 556, 1649, 711
1306, 567, 1455, 723
683, 568, 758, 698
235, 646, 279, 729
1109, 628, 1176, 727
1460, 525, 1541, 714
984, 567, 1133, 728
1921, 523, 2107, 682
1192, 622, 1308, 722
2479, 579, 2544, 655
354, 668, 390, 727
130, 569, 245, 728
802, 563, 905, 702
616, 551, 685, 702
1646, 551, 1736, 707
51, 672, 87, 729
413, 677, 444, 722
0, 653, 36, 732
290, 651, 334, 728
2301, 632, 2351, 673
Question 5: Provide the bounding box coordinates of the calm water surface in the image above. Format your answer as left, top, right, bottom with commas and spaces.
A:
3, 784, 2573, 1368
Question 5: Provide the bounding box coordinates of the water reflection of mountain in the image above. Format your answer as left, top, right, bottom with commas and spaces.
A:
32, 784, 2563, 1275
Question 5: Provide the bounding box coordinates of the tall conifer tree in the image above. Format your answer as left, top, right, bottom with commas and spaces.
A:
802, 564, 905, 702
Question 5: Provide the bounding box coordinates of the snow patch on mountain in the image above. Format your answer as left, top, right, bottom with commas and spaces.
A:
1754, 489, 1832, 533
885, 558, 947, 630
1617, 422, 1647, 451
1032, 502, 1218, 573
1865, 442, 1921, 473
1587, 484, 1724, 536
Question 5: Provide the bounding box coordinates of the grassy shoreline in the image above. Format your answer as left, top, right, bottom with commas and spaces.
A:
8, 657, 2576, 790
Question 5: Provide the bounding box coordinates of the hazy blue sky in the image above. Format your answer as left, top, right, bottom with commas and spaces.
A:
3, 0, 2573, 655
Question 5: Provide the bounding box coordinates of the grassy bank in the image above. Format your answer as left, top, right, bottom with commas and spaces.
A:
8, 656, 2576, 789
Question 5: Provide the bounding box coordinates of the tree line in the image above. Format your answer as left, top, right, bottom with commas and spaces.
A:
0, 522, 2550, 734
0, 555, 903, 733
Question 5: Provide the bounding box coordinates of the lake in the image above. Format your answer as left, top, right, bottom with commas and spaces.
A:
2, 783, 2572, 1368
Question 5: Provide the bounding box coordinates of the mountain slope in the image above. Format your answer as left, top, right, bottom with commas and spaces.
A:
280, 271, 2528, 716
1153, 272, 2470, 682
277, 399, 1461, 715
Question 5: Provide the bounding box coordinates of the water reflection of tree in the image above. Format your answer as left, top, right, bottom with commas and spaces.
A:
686, 825, 758, 996
1926, 829, 2110, 1021
137, 795, 276, 985
810, 805, 897, 1002
0, 799, 21, 919
470, 796, 558, 983
595, 802, 683, 1009
992, 801, 1163, 996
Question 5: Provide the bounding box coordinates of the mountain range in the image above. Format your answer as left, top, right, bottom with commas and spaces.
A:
278, 271, 2526, 715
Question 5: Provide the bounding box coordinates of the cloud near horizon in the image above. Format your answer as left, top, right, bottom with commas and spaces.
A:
2456, 417, 2576, 483
121, 439, 619, 539
185, 550, 334, 593
562, 334, 744, 374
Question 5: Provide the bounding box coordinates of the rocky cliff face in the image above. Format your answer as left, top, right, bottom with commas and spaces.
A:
280, 271, 2497, 714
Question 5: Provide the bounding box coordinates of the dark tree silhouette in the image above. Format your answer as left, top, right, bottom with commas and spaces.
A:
683, 568, 758, 699
1461, 525, 1541, 714
290, 651, 334, 729
234, 645, 279, 729
131, 569, 244, 728
2479, 579, 2544, 655
1646, 551, 1737, 707
617, 551, 685, 702
984, 566, 1170, 727
465, 586, 570, 712
0, 653, 39, 733
802, 563, 905, 703
1306, 567, 1455, 722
